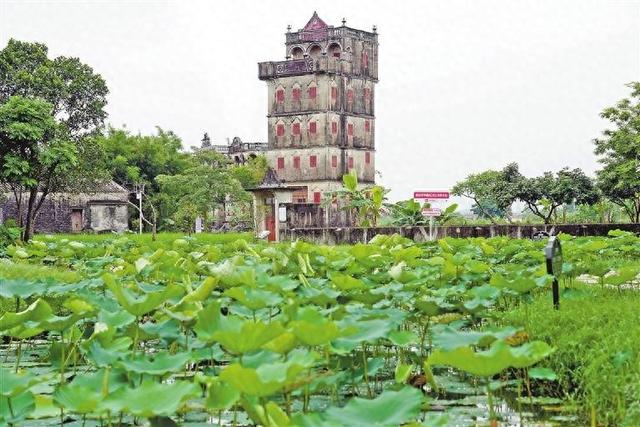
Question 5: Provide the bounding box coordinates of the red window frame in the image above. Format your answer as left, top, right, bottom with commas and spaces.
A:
313, 192, 322, 204
276, 89, 285, 103
364, 88, 371, 100
365, 152, 371, 164
308, 86, 317, 99
292, 87, 301, 102
309, 121, 317, 134
331, 155, 338, 168
292, 122, 301, 135
347, 89, 354, 104
348, 156, 354, 169
347, 123, 354, 136
276, 124, 285, 137
331, 122, 338, 134
293, 156, 300, 169
309, 155, 317, 168
331, 86, 337, 100
365, 120, 370, 132
277, 157, 285, 169
362, 51, 369, 69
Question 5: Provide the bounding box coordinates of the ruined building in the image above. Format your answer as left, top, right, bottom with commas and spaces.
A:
248, 12, 379, 239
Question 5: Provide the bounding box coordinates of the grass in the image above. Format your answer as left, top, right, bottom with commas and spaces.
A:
33, 231, 254, 247
498, 285, 640, 426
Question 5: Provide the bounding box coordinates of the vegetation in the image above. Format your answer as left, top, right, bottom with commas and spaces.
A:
594, 82, 640, 223
1, 230, 638, 425
0, 39, 109, 241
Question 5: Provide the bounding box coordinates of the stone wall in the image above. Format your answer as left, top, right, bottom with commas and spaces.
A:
279, 223, 640, 244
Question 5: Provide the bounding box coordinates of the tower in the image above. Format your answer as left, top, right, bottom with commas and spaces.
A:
258, 12, 379, 203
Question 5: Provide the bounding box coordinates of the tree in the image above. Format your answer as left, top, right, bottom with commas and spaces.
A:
594, 82, 640, 222
452, 164, 518, 224
0, 39, 109, 240
156, 150, 250, 229
330, 171, 386, 227
516, 168, 599, 224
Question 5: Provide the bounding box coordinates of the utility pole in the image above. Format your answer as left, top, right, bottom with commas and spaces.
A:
135, 183, 145, 234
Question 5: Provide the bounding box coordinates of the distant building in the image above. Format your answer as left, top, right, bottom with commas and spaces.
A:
1, 181, 129, 233
246, 12, 379, 240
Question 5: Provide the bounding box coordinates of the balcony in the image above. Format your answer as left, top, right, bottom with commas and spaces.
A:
258, 57, 347, 80
285, 27, 377, 45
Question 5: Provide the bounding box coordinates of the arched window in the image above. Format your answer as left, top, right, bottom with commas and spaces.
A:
308, 45, 322, 58
331, 121, 338, 135
308, 121, 317, 134
361, 50, 369, 70
308, 84, 317, 100
292, 122, 301, 136
331, 86, 338, 101
291, 46, 304, 59
276, 122, 285, 137
292, 86, 301, 102
328, 43, 341, 58
276, 88, 285, 103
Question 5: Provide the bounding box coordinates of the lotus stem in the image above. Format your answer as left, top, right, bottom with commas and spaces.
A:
14, 340, 22, 373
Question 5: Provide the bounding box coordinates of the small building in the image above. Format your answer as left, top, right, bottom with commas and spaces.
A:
0, 181, 129, 233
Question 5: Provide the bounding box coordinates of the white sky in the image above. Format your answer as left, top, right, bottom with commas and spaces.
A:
1, 0, 639, 202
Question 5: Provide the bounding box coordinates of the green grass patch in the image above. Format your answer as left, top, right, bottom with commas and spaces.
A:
499, 286, 640, 426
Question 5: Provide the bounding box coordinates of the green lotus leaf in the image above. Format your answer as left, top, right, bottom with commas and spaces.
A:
181, 276, 218, 303
214, 319, 285, 354
427, 340, 554, 377
103, 274, 183, 317
394, 363, 413, 383
30, 394, 59, 419
0, 299, 53, 331
0, 279, 46, 299
388, 330, 418, 346
0, 391, 35, 424
528, 367, 557, 381
224, 286, 282, 311
53, 384, 101, 413
290, 307, 341, 346
329, 272, 366, 291
0, 369, 42, 398
205, 378, 241, 411
333, 318, 394, 351
118, 351, 191, 376
220, 364, 284, 397
324, 387, 423, 427
103, 380, 199, 417
431, 325, 520, 351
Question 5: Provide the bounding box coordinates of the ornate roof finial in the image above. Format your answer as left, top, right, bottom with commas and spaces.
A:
372, 25, 377, 33
286, 24, 291, 33
342, 17, 347, 26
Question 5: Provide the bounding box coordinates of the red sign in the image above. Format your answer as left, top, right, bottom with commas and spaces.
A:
414, 191, 450, 200
422, 208, 442, 217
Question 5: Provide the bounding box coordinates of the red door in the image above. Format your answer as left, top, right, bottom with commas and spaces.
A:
265, 215, 276, 241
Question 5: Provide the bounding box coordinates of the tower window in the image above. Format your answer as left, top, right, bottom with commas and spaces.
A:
331, 86, 337, 100
308, 86, 317, 99
292, 87, 301, 102
291, 46, 304, 59
362, 50, 369, 69
347, 123, 354, 136
347, 89, 354, 104
365, 152, 371, 164
348, 156, 354, 169
365, 120, 370, 132
313, 192, 322, 204
276, 124, 285, 137
309, 155, 317, 167
328, 43, 341, 58
309, 121, 317, 134
364, 87, 371, 100
331, 121, 338, 134
277, 157, 285, 169
331, 155, 338, 168
276, 89, 285, 103
293, 156, 300, 169
292, 122, 301, 135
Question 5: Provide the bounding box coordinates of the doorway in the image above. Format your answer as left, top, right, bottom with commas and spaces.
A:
70, 209, 83, 232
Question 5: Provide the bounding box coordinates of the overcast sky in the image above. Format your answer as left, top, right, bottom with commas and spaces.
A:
1, 0, 639, 202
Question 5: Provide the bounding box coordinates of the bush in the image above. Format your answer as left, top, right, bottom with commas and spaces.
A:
499, 287, 640, 426
0, 219, 21, 254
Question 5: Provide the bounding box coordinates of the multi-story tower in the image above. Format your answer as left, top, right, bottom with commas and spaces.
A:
257, 12, 378, 203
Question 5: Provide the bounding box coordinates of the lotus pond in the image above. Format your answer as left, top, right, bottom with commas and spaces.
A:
1, 231, 639, 426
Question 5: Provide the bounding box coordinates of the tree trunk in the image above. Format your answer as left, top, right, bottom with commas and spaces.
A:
22, 189, 38, 241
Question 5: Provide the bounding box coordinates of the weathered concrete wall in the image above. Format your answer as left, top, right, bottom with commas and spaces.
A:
279, 223, 640, 244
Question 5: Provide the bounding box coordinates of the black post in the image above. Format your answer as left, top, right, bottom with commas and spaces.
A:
544, 236, 563, 310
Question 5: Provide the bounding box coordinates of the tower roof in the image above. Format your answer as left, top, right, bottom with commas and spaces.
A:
303, 12, 328, 32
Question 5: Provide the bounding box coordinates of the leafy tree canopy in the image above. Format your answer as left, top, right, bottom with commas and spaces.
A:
593, 82, 640, 222
0, 39, 109, 240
